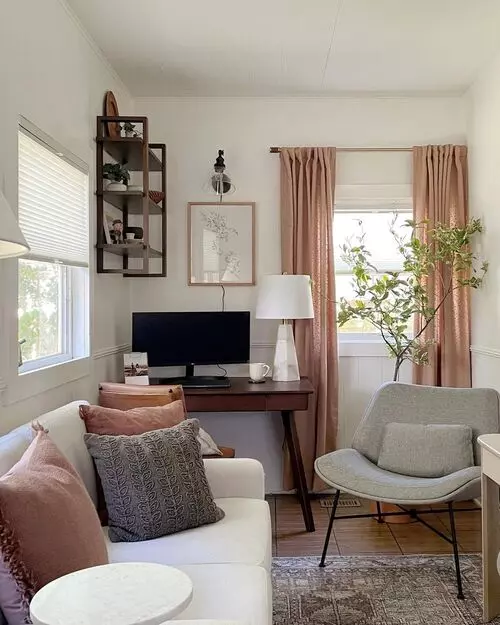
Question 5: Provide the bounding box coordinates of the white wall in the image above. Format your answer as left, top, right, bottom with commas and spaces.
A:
467, 49, 500, 392
130, 96, 466, 491
0, 0, 133, 431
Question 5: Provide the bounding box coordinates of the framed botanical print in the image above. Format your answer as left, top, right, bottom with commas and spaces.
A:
188, 202, 255, 286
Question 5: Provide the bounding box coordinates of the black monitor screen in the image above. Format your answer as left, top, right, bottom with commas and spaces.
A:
132, 311, 251, 367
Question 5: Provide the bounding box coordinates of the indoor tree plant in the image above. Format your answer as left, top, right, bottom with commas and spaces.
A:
103, 163, 130, 191
337, 217, 488, 381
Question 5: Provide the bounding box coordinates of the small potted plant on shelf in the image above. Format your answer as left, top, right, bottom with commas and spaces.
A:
103, 163, 130, 191
122, 121, 137, 138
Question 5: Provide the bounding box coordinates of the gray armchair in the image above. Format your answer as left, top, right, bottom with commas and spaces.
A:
315, 382, 500, 599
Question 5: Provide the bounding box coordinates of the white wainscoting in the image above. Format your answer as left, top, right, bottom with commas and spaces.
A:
337, 342, 412, 448
0, 347, 128, 435
471, 345, 500, 392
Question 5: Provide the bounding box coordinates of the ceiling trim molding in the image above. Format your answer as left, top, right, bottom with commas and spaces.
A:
56, 0, 131, 99
470, 345, 500, 359
135, 91, 466, 102
92, 343, 131, 360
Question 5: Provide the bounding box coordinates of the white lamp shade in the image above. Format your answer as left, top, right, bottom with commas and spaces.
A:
0, 190, 29, 258
256, 274, 314, 320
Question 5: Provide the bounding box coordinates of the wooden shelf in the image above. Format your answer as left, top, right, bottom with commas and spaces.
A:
97, 243, 163, 258
97, 137, 163, 172
96, 115, 166, 277
99, 191, 163, 215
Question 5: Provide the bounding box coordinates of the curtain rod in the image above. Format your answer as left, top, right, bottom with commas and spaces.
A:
269, 146, 413, 154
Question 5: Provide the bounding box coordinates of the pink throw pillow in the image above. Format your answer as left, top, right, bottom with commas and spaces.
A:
0, 429, 108, 625
79, 401, 186, 435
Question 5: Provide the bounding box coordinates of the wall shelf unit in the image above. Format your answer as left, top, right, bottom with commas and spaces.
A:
96, 116, 166, 277
97, 243, 163, 258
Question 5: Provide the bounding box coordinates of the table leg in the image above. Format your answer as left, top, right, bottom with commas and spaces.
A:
281, 410, 315, 532
482, 472, 500, 622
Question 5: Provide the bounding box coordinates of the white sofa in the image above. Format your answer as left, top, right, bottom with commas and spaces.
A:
0, 401, 273, 625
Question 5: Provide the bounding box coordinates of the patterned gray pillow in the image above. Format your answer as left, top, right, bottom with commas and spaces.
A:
84, 419, 224, 542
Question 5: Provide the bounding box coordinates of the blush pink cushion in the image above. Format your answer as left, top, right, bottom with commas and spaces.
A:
79, 401, 186, 435
0, 430, 108, 624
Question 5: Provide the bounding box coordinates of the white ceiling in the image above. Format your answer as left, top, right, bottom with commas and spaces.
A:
66, 0, 500, 96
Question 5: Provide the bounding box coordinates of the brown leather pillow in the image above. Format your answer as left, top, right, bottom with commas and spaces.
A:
98, 382, 186, 412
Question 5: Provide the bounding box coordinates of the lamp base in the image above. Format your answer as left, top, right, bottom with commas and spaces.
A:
272, 323, 300, 381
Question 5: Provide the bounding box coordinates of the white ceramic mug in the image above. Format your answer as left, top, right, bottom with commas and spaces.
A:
249, 362, 271, 382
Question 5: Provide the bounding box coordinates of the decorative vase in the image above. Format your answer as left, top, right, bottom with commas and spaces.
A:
106, 181, 127, 192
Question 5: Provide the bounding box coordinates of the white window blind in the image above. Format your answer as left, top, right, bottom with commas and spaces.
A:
18, 129, 89, 267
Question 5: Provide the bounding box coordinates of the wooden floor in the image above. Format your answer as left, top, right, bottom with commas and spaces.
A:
268, 495, 482, 557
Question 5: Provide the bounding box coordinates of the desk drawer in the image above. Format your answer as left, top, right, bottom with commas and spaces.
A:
265, 394, 309, 412
185, 395, 267, 413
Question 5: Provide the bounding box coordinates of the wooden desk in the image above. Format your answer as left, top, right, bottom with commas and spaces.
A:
479, 434, 500, 622
183, 377, 316, 532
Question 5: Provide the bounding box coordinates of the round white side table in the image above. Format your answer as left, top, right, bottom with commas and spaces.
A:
30, 562, 193, 625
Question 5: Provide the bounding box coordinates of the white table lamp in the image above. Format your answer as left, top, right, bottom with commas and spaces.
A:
256, 274, 314, 381
0, 190, 29, 258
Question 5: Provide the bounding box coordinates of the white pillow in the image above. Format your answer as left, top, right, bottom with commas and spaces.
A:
198, 428, 222, 456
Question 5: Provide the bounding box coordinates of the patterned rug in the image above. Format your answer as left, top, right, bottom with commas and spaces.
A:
273, 555, 500, 624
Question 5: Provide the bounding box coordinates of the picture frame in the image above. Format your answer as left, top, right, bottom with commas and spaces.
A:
103, 210, 114, 244
188, 202, 255, 286
124, 352, 149, 385
103, 210, 125, 245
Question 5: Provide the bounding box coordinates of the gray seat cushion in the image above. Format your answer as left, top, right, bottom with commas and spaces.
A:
315, 448, 481, 504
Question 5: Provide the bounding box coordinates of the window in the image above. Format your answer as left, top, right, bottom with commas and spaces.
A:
18, 121, 89, 373
334, 206, 412, 337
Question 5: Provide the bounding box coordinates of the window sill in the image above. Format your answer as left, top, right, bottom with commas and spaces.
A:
19, 353, 73, 375
4, 356, 90, 406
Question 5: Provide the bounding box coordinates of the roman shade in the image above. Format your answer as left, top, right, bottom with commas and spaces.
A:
18, 126, 89, 267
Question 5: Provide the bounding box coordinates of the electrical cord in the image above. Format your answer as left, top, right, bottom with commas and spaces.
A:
216, 286, 228, 378
216, 364, 228, 378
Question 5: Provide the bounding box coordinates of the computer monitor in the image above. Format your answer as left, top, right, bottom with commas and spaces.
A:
132, 311, 250, 386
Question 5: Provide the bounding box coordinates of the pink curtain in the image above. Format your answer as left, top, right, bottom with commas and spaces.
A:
412, 145, 471, 387
280, 147, 338, 491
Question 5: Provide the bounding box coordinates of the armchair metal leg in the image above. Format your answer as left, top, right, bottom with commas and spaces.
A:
376, 501, 383, 523
319, 489, 340, 567
448, 502, 464, 600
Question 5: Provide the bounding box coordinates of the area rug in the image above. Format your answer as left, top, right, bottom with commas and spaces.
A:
273, 555, 500, 624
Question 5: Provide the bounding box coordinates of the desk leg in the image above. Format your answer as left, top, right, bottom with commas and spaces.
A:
482, 472, 500, 622
281, 410, 315, 532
